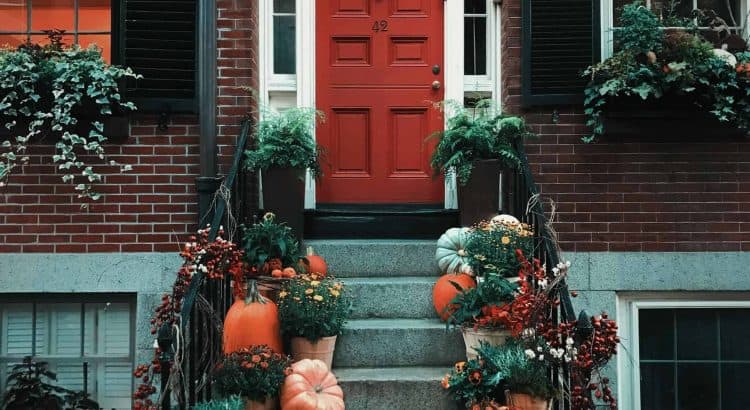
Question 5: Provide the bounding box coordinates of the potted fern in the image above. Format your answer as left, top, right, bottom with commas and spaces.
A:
430, 101, 531, 226
245, 107, 323, 239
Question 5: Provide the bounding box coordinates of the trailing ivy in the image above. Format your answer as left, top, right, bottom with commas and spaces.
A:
0, 33, 140, 204
583, 1, 750, 142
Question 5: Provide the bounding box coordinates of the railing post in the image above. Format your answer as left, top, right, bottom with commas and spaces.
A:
157, 323, 174, 410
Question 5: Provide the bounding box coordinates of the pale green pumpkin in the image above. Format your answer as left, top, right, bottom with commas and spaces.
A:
435, 227, 472, 275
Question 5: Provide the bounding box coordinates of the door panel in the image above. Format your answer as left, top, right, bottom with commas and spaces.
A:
316, 0, 444, 204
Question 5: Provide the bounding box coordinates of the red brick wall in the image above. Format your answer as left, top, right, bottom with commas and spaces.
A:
0, 0, 258, 253
501, 0, 750, 252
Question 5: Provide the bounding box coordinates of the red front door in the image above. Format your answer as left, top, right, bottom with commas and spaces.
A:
316, 0, 444, 204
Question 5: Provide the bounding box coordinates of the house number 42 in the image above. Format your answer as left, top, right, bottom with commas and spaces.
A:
372, 20, 389, 32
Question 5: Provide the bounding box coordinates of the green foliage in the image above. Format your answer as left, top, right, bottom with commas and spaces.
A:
1, 356, 100, 410
615, 1, 664, 53
475, 341, 556, 400
242, 212, 301, 273
442, 358, 502, 408
191, 396, 244, 410
429, 100, 531, 186
464, 221, 535, 279
0, 34, 140, 204
244, 107, 324, 178
212, 346, 292, 402
584, 1, 750, 142
446, 274, 518, 328
278, 274, 351, 341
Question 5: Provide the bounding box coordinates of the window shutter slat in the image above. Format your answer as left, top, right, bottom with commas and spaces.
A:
522, 0, 600, 106
121, 0, 198, 112
2, 305, 33, 356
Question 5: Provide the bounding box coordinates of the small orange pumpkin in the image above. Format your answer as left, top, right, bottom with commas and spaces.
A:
432, 273, 476, 321
280, 359, 344, 410
223, 280, 283, 354
272, 269, 284, 278
302, 246, 328, 276
283, 267, 297, 278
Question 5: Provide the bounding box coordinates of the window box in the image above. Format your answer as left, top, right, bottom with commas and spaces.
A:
600, 95, 747, 139
0, 104, 130, 141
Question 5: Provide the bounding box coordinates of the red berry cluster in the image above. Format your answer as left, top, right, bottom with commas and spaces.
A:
570, 313, 619, 409
134, 227, 248, 409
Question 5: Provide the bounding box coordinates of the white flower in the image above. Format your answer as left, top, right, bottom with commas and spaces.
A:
537, 346, 543, 352
184, 242, 192, 249
538, 279, 548, 289
566, 337, 575, 346
565, 261, 572, 268
552, 267, 559, 276
524, 349, 536, 359
538, 354, 544, 361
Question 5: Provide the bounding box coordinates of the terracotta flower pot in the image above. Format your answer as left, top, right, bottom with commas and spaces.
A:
457, 159, 505, 226
505, 391, 551, 410
461, 327, 511, 360
262, 167, 306, 239
244, 396, 276, 410
290, 335, 337, 369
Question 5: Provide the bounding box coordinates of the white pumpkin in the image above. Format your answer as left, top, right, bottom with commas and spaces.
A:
436, 227, 471, 275
713, 48, 737, 67
491, 214, 520, 226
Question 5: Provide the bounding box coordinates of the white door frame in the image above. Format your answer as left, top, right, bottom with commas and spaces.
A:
258, 0, 500, 209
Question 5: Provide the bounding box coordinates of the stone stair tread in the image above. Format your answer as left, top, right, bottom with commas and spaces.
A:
333, 366, 448, 382
342, 276, 436, 284
345, 318, 448, 330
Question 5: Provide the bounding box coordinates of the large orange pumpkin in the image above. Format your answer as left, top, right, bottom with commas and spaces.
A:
432, 273, 476, 321
223, 280, 283, 354
301, 246, 328, 276
281, 359, 344, 410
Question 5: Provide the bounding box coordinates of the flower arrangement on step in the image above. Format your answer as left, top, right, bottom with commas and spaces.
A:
242, 212, 302, 281
277, 273, 351, 368
213, 345, 293, 410
464, 217, 534, 279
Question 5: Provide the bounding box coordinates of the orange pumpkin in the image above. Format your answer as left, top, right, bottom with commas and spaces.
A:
272, 269, 284, 278
283, 267, 297, 278
223, 280, 283, 354
280, 359, 344, 410
302, 246, 328, 276
432, 273, 476, 321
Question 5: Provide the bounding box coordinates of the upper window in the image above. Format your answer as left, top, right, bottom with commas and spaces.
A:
0, 0, 112, 62
272, 0, 296, 75
639, 308, 750, 409
465, 0, 488, 76
0, 296, 134, 409
605, 0, 748, 56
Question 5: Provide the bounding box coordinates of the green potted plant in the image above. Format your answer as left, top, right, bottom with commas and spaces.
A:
242, 212, 302, 277
430, 100, 531, 226
213, 345, 292, 410
193, 396, 245, 410
277, 273, 351, 369
447, 273, 518, 360
244, 107, 323, 238
583, 1, 750, 141
464, 219, 534, 279
0, 32, 140, 204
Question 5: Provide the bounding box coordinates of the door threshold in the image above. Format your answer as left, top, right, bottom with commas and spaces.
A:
305, 206, 458, 239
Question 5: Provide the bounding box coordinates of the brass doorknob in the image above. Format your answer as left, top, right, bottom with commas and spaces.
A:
432, 80, 441, 90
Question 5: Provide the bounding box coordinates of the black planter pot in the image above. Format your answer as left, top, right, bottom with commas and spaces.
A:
457, 159, 503, 227
262, 167, 306, 239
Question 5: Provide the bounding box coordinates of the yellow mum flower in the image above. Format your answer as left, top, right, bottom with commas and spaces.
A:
313, 295, 324, 302
330, 289, 340, 297
501, 236, 510, 245
333, 283, 343, 290
305, 288, 314, 295
278, 291, 288, 298
310, 280, 320, 287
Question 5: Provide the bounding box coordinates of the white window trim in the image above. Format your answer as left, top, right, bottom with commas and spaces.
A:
616, 293, 750, 410
601, 0, 750, 58
259, 0, 298, 96
463, 0, 498, 94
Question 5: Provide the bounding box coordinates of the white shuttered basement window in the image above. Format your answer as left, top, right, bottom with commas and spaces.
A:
0, 297, 134, 410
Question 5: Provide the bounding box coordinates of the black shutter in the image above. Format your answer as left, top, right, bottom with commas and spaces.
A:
118, 0, 198, 112
521, 0, 600, 106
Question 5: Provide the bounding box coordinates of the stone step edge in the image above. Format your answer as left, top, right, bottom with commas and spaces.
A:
343, 318, 455, 330
333, 366, 449, 382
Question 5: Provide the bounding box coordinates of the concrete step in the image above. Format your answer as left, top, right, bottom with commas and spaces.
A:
344, 277, 438, 319
305, 240, 439, 277
334, 367, 459, 410
333, 319, 464, 368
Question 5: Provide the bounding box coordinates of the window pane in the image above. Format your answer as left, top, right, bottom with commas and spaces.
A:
720, 309, 750, 360
273, 15, 295, 74
78, 0, 111, 32
639, 309, 675, 360
0, 0, 27, 32
0, 34, 27, 47
465, 0, 486, 14
677, 364, 719, 410
698, 0, 741, 26
640, 363, 675, 410
613, 0, 631, 26
722, 364, 750, 409
84, 303, 130, 356
464, 16, 487, 76
31, 0, 74, 32
273, 0, 294, 13
37, 303, 81, 357
30, 33, 73, 48
1, 304, 33, 356
676, 309, 717, 360
53, 361, 86, 391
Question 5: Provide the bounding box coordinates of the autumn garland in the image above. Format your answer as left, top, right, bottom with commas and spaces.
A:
133, 226, 246, 410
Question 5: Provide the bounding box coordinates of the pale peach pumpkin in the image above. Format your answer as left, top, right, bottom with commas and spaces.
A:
280, 359, 344, 410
